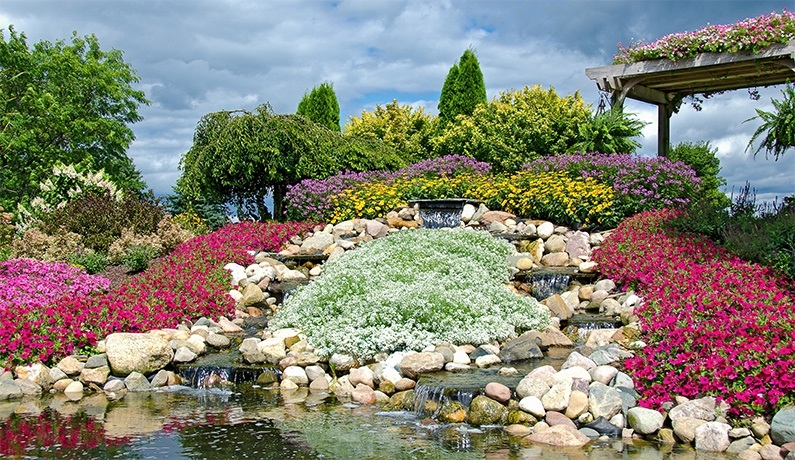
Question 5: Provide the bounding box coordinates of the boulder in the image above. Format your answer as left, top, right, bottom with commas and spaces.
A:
519, 396, 546, 418
57, 356, 84, 376
14, 363, 54, 390
669, 397, 717, 422
468, 395, 507, 426
349, 367, 375, 389
772, 406, 795, 445
399, 352, 445, 379
628, 407, 664, 435
527, 425, 590, 447
565, 231, 590, 260
498, 334, 543, 362
351, 384, 376, 405
588, 382, 623, 420
0, 380, 23, 400
673, 418, 708, 444
80, 365, 111, 386
124, 372, 152, 392
329, 353, 358, 372
541, 376, 572, 412
282, 366, 309, 385
695, 422, 731, 452
485, 382, 512, 404
106, 333, 174, 377
537, 222, 555, 239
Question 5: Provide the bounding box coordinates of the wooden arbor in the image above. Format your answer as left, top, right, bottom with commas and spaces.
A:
585, 41, 795, 156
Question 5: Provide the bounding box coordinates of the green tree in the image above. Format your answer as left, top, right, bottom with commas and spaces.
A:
296, 81, 341, 131
437, 48, 487, 127
569, 108, 647, 154
669, 141, 731, 209
343, 99, 437, 162
433, 85, 590, 171
0, 26, 149, 212
745, 84, 795, 160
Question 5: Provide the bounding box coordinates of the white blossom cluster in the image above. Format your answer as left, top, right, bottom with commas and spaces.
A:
272, 228, 550, 360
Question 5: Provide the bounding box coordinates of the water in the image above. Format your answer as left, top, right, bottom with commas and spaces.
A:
412, 199, 479, 229
0, 385, 727, 460
527, 270, 572, 299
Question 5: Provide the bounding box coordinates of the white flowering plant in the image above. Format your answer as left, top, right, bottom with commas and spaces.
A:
271, 228, 550, 360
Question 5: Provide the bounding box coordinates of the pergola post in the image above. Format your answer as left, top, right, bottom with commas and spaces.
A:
658, 104, 672, 157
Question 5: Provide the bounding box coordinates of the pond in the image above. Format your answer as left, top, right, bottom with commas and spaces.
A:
0, 380, 731, 460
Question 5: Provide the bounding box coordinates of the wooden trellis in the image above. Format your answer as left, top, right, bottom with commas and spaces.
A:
585, 41, 795, 156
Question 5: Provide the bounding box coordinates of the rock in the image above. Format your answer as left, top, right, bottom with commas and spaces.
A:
590, 365, 619, 385
565, 231, 590, 260
106, 333, 174, 377
64, 380, 84, 396
0, 380, 22, 400
243, 350, 267, 364
536, 222, 554, 239
14, 363, 54, 390
516, 377, 550, 401
506, 409, 537, 425
57, 356, 84, 376
613, 371, 635, 390
433, 344, 455, 363
468, 395, 507, 426
752, 420, 772, 438
727, 437, 759, 454
80, 365, 110, 386
669, 396, 717, 422
329, 353, 358, 372
364, 220, 389, 238
206, 333, 231, 348
541, 252, 569, 267
300, 232, 334, 254
16, 378, 42, 395
565, 391, 589, 419
584, 328, 617, 348
544, 234, 567, 253
53, 378, 73, 391
557, 366, 591, 383
309, 378, 329, 391
348, 367, 375, 389
588, 382, 623, 420
479, 210, 515, 227
498, 334, 543, 362
399, 352, 444, 379
351, 384, 376, 405
475, 354, 502, 368
256, 370, 279, 386
241, 283, 265, 306
238, 337, 260, 354
283, 366, 309, 386
257, 337, 287, 365
627, 407, 664, 435
124, 372, 152, 392
560, 351, 596, 372
585, 416, 622, 438
695, 421, 731, 452
546, 411, 577, 430
439, 400, 468, 423
394, 378, 416, 391
173, 346, 197, 363
216, 317, 243, 333
515, 257, 535, 271
280, 379, 299, 391
103, 379, 126, 392
505, 424, 533, 437
542, 295, 573, 321
760, 444, 785, 460
489, 221, 508, 233
527, 424, 591, 447
485, 382, 512, 404
772, 407, 795, 445
149, 370, 171, 388
519, 396, 546, 418
673, 418, 708, 443
541, 376, 572, 412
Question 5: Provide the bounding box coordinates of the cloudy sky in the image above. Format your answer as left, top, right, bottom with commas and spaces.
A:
2, 0, 793, 203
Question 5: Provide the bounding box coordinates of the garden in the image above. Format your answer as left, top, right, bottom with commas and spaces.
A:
1, 9, 795, 458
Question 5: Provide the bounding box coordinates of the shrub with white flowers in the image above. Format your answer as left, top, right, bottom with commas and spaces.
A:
271, 228, 550, 360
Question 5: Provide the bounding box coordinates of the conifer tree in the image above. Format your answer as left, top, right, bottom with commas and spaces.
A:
438, 48, 487, 127
297, 82, 341, 131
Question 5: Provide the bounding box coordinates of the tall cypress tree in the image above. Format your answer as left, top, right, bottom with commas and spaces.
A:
297, 82, 341, 131
437, 48, 487, 127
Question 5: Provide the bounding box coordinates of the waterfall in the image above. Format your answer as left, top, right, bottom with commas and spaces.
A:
179, 365, 271, 388
528, 271, 571, 299
413, 384, 479, 416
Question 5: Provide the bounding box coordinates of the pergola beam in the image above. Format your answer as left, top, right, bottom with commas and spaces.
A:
585, 41, 795, 157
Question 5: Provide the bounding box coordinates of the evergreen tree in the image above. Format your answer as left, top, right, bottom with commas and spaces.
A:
297, 82, 341, 131
437, 48, 487, 126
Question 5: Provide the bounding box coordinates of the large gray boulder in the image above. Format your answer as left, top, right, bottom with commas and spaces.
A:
105, 333, 174, 376
588, 381, 623, 420
627, 407, 664, 435
771, 406, 795, 445
694, 422, 731, 452
498, 334, 543, 362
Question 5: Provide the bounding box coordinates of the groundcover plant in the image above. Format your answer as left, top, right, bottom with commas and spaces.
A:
593, 210, 795, 418
271, 228, 550, 360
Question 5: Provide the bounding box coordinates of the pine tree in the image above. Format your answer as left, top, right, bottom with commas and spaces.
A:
437, 48, 487, 127
297, 82, 341, 131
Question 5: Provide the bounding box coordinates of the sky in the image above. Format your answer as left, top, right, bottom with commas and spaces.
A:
2, 0, 794, 204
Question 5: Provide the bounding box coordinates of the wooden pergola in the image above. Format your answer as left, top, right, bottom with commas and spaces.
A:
585, 41, 795, 156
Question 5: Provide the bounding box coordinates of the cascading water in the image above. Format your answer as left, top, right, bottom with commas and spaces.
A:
179, 365, 271, 388
413, 384, 479, 416
410, 199, 480, 229
527, 270, 572, 299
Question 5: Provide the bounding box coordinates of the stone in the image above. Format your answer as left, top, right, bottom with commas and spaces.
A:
80, 365, 110, 386
536, 221, 554, 239
506, 409, 537, 425
475, 354, 502, 368
364, 220, 389, 238
760, 444, 785, 460
584, 328, 617, 348
304, 365, 326, 382
14, 362, 54, 390
394, 378, 416, 391
103, 379, 126, 392
243, 351, 267, 364
399, 352, 444, 379
351, 384, 376, 405
669, 396, 717, 422
542, 295, 573, 321
485, 382, 512, 404
590, 365, 618, 385
772, 407, 795, 445
695, 421, 731, 452
280, 379, 299, 391
433, 344, 455, 363
309, 378, 329, 391
257, 337, 287, 365
300, 232, 334, 254
519, 396, 546, 418
348, 367, 375, 389
727, 437, 760, 454
557, 366, 591, 383
673, 418, 708, 444
57, 356, 84, 376
206, 333, 231, 348
541, 375, 572, 412
565, 231, 590, 260
564, 391, 589, 419
505, 424, 533, 437
439, 400, 468, 423
527, 424, 591, 447
64, 380, 84, 396
584, 416, 622, 437
124, 372, 152, 392
388, 390, 416, 411
498, 334, 543, 362
173, 346, 197, 363
468, 395, 507, 426
752, 420, 772, 438
16, 378, 42, 395
560, 351, 596, 372
282, 366, 309, 386
541, 252, 569, 267
329, 353, 358, 372
479, 210, 515, 227
241, 283, 265, 306
460, 204, 477, 223
149, 370, 171, 388
53, 378, 73, 391
544, 234, 567, 253
489, 221, 508, 233
105, 333, 174, 377
516, 257, 535, 271
453, 350, 471, 365
216, 317, 243, 333
627, 407, 664, 435
256, 370, 279, 386
588, 382, 623, 420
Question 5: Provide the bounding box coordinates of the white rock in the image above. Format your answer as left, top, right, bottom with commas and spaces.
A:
475, 354, 502, 368
519, 396, 546, 418
283, 366, 309, 385
537, 221, 555, 239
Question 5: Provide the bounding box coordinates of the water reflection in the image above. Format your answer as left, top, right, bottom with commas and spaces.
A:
0, 385, 729, 460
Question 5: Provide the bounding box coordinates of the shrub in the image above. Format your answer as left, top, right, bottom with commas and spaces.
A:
271, 228, 550, 360
668, 141, 731, 209
121, 243, 158, 273
68, 250, 109, 275
11, 227, 85, 263
593, 210, 795, 417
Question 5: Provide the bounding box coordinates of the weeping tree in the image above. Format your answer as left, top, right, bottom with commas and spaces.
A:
745, 84, 795, 160
178, 104, 339, 220
297, 82, 341, 131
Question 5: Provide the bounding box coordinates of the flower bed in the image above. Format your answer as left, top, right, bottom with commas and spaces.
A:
0, 221, 313, 367
593, 210, 795, 417
613, 10, 795, 64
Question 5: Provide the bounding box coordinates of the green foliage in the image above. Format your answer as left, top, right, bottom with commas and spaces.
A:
271, 228, 550, 360
296, 81, 341, 131
437, 48, 487, 127
569, 108, 647, 154
0, 26, 149, 213
745, 84, 795, 160
333, 135, 407, 172
433, 85, 590, 171
669, 141, 731, 209
38, 190, 164, 253
166, 188, 227, 232
121, 243, 157, 273
68, 249, 108, 275
343, 99, 437, 162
